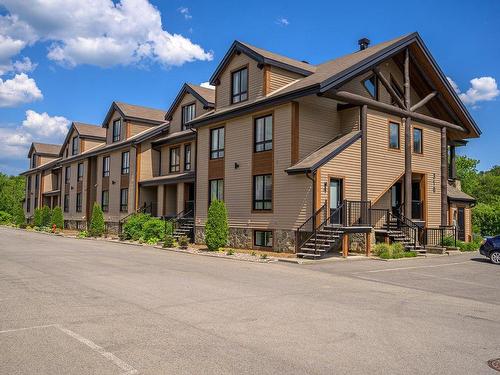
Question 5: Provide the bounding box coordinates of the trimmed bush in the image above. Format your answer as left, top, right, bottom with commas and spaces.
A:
0, 210, 12, 224
178, 235, 189, 249
122, 213, 151, 241
374, 242, 416, 259
441, 235, 456, 247
163, 234, 174, 248
33, 208, 43, 227
89, 203, 105, 237
142, 218, 166, 242
205, 200, 229, 251
41, 206, 52, 227
51, 206, 64, 229
457, 239, 480, 252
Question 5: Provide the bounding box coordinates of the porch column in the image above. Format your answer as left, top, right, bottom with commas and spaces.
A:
441, 127, 448, 225
403, 48, 412, 219
360, 105, 368, 202
157, 185, 164, 217
449, 145, 456, 180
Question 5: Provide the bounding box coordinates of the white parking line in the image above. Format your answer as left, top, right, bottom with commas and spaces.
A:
360, 261, 470, 273
0, 324, 56, 334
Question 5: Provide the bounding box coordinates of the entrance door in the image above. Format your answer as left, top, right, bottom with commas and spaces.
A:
391, 182, 402, 215
329, 178, 343, 224
184, 183, 195, 214
457, 207, 465, 241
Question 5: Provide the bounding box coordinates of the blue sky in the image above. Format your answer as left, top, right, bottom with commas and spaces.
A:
0, 0, 499, 175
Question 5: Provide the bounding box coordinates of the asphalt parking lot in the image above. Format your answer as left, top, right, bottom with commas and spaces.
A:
1, 226, 499, 374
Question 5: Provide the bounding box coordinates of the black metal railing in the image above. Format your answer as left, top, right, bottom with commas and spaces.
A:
166, 207, 195, 239
345, 200, 372, 226
370, 208, 390, 229
387, 211, 418, 249
422, 226, 457, 248
412, 200, 423, 221
295, 203, 327, 252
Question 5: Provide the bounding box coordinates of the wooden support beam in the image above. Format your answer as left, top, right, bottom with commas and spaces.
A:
373, 67, 405, 109
410, 91, 438, 112
331, 91, 466, 132
441, 127, 448, 225
404, 49, 412, 220
360, 105, 368, 202
366, 232, 372, 257
342, 233, 349, 258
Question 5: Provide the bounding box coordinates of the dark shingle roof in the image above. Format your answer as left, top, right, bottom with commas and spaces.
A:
73, 122, 106, 138
114, 102, 167, 123
31, 142, 61, 156
448, 184, 476, 203
188, 84, 215, 104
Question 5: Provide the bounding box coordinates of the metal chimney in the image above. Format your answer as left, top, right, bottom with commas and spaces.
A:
358, 38, 370, 50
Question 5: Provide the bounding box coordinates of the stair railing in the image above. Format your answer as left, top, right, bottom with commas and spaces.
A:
295, 203, 327, 252
389, 210, 419, 249
422, 226, 457, 248
167, 208, 195, 240
310, 202, 345, 255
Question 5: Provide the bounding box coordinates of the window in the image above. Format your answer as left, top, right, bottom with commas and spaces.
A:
413, 127, 423, 154
120, 188, 128, 212
253, 174, 272, 210
231, 67, 248, 103
31, 154, 36, 168
27, 176, 32, 192
169, 147, 180, 173
26, 197, 31, 213
65, 166, 71, 184
210, 127, 224, 159
389, 122, 400, 149
76, 192, 82, 212
64, 194, 69, 212
65, 148, 68, 158
254, 115, 273, 152
182, 103, 196, 130
184, 144, 191, 171
209, 179, 223, 203
112, 119, 122, 142
35, 174, 39, 190
72, 136, 79, 155
254, 230, 273, 248
77, 163, 84, 182
121, 151, 130, 175
362, 75, 378, 99
101, 190, 109, 212
102, 156, 110, 177
34, 197, 38, 209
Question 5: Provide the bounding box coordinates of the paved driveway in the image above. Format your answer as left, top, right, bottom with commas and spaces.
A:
1, 227, 499, 374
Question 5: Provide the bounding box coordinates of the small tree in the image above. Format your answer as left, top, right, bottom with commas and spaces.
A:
51, 206, 64, 229
33, 208, 43, 227
204, 200, 229, 251
41, 205, 52, 227
89, 203, 105, 237
13, 203, 25, 226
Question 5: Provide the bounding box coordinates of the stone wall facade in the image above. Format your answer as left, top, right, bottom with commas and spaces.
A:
64, 219, 87, 231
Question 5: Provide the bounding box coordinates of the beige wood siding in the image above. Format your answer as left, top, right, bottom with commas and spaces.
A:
215, 52, 264, 109
267, 66, 302, 94
60, 159, 88, 221
105, 111, 125, 144
82, 138, 104, 152
169, 93, 211, 133
128, 121, 154, 138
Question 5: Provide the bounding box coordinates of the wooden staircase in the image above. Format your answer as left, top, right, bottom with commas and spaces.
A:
297, 225, 344, 259
386, 216, 426, 255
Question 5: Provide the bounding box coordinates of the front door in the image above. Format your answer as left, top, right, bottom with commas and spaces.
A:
391, 182, 402, 215
457, 207, 465, 241
329, 178, 343, 224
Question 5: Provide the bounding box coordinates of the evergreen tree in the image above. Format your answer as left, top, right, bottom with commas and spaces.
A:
51, 206, 64, 229
204, 200, 229, 251
89, 203, 105, 237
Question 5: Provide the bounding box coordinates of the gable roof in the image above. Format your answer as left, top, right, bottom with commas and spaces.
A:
28, 142, 61, 157
59, 122, 104, 156
192, 33, 480, 138
447, 184, 476, 203
102, 101, 167, 127
20, 156, 62, 176
286, 131, 361, 174
165, 83, 215, 120
209, 40, 316, 85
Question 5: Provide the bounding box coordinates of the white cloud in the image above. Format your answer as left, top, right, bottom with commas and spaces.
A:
22, 109, 70, 138
0, 73, 43, 107
276, 17, 289, 26
178, 7, 192, 20
0, 57, 37, 75
447, 76, 499, 106
0, 0, 212, 68
200, 81, 215, 89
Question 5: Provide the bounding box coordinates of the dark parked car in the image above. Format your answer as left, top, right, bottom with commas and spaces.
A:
480, 235, 500, 264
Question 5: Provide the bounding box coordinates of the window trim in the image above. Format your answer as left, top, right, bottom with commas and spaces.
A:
76, 192, 82, 213
388, 121, 401, 150
77, 162, 84, 182
231, 65, 249, 104
169, 146, 180, 173
121, 151, 130, 175
120, 188, 129, 212
253, 174, 273, 212
184, 143, 191, 171
362, 74, 378, 99
253, 230, 274, 249
71, 136, 79, 155
413, 126, 423, 154
254, 114, 273, 153
101, 190, 109, 212
31, 154, 36, 168
112, 118, 122, 142
209, 179, 224, 204
181, 102, 196, 130
102, 156, 110, 177
210, 126, 225, 160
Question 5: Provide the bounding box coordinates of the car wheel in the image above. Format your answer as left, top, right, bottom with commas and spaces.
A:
490, 251, 500, 265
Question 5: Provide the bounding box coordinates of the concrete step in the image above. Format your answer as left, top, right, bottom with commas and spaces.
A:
297, 253, 322, 258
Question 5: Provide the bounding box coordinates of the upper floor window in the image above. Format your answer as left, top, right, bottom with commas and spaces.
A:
101, 190, 109, 212
65, 166, 71, 184
231, 67, 248, 104
64, 194, 69, 212
121, 151, 130, 175
169, 147, 180, 173
76, 192, 82, 212
210, 127, 224, 159
182, 103, 196, 130
102, 156, 110, 177
35, 174, 39, 190
26, 198, 31, 213
184, 144, 191, 171
77, 163, 84, 182
413, 127, 423, 154
253, 174, 272, 211
31, 154, 36, 168
389, 122, 400, 149
112, 119, 122, 142
120, 188, 128, 212
362, 75, 378, 99
27, 176, 32, 192
254, 115, 273, 152
209, 179, 224, 203
72, 136, 79, 155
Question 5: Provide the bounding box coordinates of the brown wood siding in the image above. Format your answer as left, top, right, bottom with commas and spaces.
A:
267, 66, 302, 94
208, 158, 224, 180
291, 101, 299, 164
252, 150, 272, 175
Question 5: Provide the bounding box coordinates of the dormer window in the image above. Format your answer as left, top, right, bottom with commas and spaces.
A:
231, 67, 248, 104
31, 154, 36, 168
72, 136, 79, 155
362, 75, 378, 99
182, 103, 196, 130
113, 119, 122, 142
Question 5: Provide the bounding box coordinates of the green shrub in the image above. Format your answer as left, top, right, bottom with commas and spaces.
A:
146, 237, 160, 245
142, 217, 166, 242
12, 204, 25, 226
77, 230, 88, 238
473, 202, 500, 237
178, 235, 189, 248
373, 243, 391, 256
204, 200, 229, 251
41, 206, 52, 227
163, 234, 174, 248
441, 235, 456, 247
122, 213, 151, 241
226, 249, 234, 255
89, 203, 105, 237
457, 239, 480, 252
251, 251, 256, 256
0, 210, 12, 224
33, 208, 43, 227
374, 242, 416, 259
51, 206, 64, 229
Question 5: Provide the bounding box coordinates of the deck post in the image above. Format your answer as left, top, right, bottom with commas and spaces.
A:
441, 127, 448, 225
366, 231, 372, 257
342, 233, 349, 258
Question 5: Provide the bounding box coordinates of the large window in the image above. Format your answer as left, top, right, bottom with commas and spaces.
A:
102, 156, 110, 177
27, 176, 32, 192
72, 136, 79, 155
169, 147, 180, 173
231, 67, 248, 103
120, 188, 128, 212
112, 119, 122, 142
35, 174, 39, 190
31, 154, 36, 168
121, 151, 130, 175
77, 163, 84, 182
210, 127, 224, 159
65, 166, 71, 184
362, 75, 378, 99
184, 144, 191, 171
254, 230, 273, 248
389, 122, 400, 149
253, 174, 272, 211
26, 198, 31, 213
254, 115, 273, 152
64, 194, 69, 212
76, 192, 82, 212
34, 197, 38, 209
182, 103, 196, 130
101, 190, 109, 212
209, 179, 223, 203
413, 127, 423, 154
